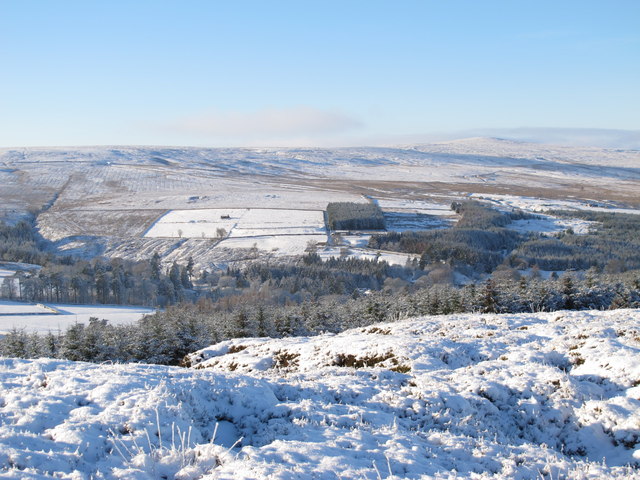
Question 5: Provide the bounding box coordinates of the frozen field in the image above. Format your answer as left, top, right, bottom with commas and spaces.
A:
144, 208, 248, 239
0, 302, 154, 335
145, 208, 326, 239
143, 208, 328, 257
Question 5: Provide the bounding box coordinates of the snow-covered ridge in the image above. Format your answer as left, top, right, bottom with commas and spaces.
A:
1, 309, 639, 478
2, 137, 639, 179
0, 138, 640, 176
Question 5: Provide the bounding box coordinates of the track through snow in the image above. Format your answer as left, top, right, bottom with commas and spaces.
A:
1, 309, 639, 479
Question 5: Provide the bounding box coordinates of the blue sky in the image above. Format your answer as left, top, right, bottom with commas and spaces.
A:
1, 1, 639, 148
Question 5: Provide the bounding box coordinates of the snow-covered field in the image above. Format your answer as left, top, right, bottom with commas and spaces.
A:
508, 216, 595, 235
376, 199, 454, 216
471, 193, 640, 215
1, 309, 639, 479
319, 247, 417, 266
0, 302, 154, 335
144, 208, 327, 256
146, 208, 326, 239
0, 300, 53, 316
219, 235, 325, 257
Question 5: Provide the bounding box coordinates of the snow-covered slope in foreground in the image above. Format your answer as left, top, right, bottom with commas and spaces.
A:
1, 310, 640, 479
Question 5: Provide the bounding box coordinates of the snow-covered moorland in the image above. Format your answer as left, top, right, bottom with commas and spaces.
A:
1, 309, 639, 479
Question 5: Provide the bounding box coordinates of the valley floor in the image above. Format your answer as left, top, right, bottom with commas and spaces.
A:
1, 309, 639, 479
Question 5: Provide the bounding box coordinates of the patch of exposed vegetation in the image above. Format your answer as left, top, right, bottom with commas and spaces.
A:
366, 327, 392, 335
333, 351, 395, 369
273, 350, 300, 369
227, 344, 248, 354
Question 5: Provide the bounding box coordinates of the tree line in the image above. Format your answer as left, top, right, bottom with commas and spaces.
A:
1, 252, 196, 307
3, 270, 639, 364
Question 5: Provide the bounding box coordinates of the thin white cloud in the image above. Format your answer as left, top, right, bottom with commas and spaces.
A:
169, 106, 363, 143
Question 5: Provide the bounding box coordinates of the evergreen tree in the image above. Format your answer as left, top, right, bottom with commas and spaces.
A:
41, 331, 60, 358
1, 328, 28, 357
169, 262, 181, 291
256, 306, 269, 337
60, 323, 86, 361
561, 275, 575, 309
481, 279, 498, 313
150, 252, 161, 280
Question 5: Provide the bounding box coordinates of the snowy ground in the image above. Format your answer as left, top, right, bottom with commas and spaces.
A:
145, 208, 325, 239
143, 208, 328, 257
376, 199, 454, 216
471, 193, 640, 215
318, 247, 417, 267
508, 216, 595, 235
1, 309, 639, 479
0, 302, 155, 335
0, 301, 53, 316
